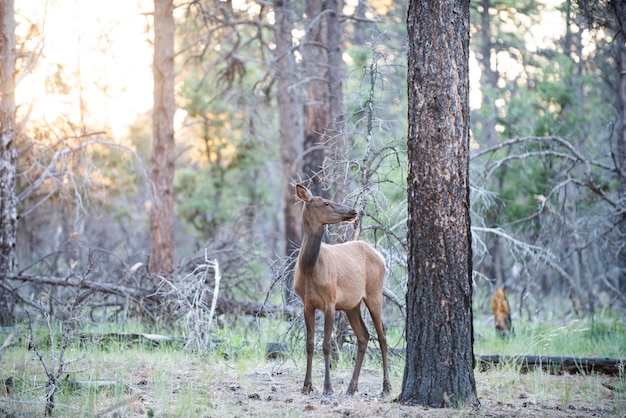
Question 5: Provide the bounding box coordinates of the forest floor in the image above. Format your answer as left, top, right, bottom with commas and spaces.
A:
1, 327, 624, 417
98, 355, 623, 418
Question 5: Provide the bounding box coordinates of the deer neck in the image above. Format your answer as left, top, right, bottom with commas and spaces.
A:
299, 223, 325, 272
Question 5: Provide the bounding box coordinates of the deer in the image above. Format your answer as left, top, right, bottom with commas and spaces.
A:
293, 183, 391, 396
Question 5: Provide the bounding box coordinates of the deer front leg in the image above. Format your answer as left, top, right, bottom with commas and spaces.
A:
302, 306, 315, 394
322, 306, 335, 395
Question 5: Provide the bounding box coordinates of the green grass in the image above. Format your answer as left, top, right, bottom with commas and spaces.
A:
1, 329, 267, 417
474, 313, 626, 358
473, 313, 626, 416
0, 311, 624, 417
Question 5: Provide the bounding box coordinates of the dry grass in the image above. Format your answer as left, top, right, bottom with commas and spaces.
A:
0, 334, 624, 417
0, 311, 624, 417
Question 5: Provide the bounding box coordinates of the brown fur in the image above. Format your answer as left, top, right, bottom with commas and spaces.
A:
491, 287, 513, 337
294, 184, 391, 396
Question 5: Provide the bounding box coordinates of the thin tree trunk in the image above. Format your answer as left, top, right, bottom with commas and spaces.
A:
400, 0, 479, 408
301, 0, 329, 197
324, 0, 351, 354
0, 0, 17, 325
478, 0, 498, 150
327, 0, 348, 203
274, 0, 303, 306
149, 0, 176, 277
477, 0, 505, 288
574, 0, 626, 297
617, 40, 626, 294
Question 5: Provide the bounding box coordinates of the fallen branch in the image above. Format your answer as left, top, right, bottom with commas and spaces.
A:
0, 334, 13, 362
215, 296, 299, 318
3, 274, 148, 299
3, 273, 296, 318
477, 355, 624, 376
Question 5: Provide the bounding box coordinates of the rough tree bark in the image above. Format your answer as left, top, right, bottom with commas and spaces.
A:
149, 0, 176, 277
273, 0, 303, 306
399, 0, 479, 408
0, 0, 17, 325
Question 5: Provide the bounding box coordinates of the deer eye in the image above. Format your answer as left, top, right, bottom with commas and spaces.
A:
324, 202, 330, 206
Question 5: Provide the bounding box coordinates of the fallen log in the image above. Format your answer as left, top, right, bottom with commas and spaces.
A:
477, 355, 624, 376
75, 332, 184, 347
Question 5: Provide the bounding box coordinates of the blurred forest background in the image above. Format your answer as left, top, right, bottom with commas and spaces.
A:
0, 0, 625, 337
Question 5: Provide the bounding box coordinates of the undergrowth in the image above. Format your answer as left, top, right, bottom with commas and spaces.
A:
0, 311, 624, 416
474, 312, 626, 358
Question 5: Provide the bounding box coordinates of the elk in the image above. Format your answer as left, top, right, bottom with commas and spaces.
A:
293, 184, 391, 396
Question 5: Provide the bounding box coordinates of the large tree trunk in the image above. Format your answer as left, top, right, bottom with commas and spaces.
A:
399, 0, 479, 408
149, 0, 176, 277
0, 0, 17, 325
301, 0, 329, 197
273, 0, 303, 306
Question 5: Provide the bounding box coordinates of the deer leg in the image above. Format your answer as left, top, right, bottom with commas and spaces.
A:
365, 300, 391, 395
302, 305, 316, 394
345, 306, 369, 395
322, 306, 335, 395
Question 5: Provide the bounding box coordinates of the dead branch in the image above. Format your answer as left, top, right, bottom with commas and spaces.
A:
3, 272, 295, 319
471, 135, 621, 208
2, 273, 149, 299
18, 136, 147, 219
156, 254, 222, 352
0, 333, 13, 362
214, 296, 298, 317
383, 286, 404, 311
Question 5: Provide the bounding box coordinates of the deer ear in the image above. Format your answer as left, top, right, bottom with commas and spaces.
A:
295, 184, 311, 202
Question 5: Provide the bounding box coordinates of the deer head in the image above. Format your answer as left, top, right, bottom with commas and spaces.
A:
295, 184, 357, 227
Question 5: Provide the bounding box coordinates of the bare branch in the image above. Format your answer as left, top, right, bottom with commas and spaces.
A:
3, 273, 148, 299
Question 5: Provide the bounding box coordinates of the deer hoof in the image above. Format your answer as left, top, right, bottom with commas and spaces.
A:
323, 381, 334, 396
301, 384, 314, 394
382, 381, 392, 395
346, 383, 357, 396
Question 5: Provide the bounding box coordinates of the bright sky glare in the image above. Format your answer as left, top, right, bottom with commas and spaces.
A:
16, 0, 153, 140
14, 0, 568, 140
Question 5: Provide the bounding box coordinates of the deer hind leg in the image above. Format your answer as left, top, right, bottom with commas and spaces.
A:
345, 306, 369, 395
302, 305, 316, 394
322, 306, 336, 395
365, 298, 391, 395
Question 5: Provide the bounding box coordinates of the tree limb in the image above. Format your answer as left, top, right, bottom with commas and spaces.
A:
2, 274, 149, 299
3, 273, 296, 318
